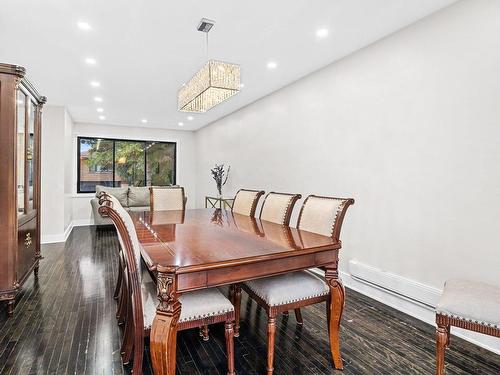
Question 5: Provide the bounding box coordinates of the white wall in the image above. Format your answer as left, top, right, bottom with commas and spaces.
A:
70, 123, 197, 225
41, 106, 73, 242
195, 0, 500, 351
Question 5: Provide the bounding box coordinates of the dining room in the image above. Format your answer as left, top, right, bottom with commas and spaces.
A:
1, 0, 500, 374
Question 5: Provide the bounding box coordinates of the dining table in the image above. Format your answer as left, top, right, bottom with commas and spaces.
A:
130, 208, 345, 375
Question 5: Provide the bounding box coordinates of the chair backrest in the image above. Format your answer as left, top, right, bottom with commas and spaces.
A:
297, 195, 354, 241
150, 186, 185, 211
232, 189, 265, 217
98, 195, 145, 374
259, 192, 301, 225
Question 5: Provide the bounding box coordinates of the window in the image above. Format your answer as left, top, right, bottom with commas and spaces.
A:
77, 137, 176, 193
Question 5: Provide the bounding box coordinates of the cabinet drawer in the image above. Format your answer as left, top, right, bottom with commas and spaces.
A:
18, 217, 37, 280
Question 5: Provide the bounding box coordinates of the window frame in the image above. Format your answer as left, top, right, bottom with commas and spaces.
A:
77, 136, 177, 193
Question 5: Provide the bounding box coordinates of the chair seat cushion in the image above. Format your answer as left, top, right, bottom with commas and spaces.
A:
141, 269, 234, 327
436, 279, 500, 328
244, 270, 330, 307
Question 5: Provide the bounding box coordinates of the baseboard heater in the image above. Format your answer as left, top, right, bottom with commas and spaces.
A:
346, 259, 441, 309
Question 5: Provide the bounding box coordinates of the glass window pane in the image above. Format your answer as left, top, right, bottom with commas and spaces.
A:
146, 142, 176, 186
17, 91, 25, 215
27, 101, 36, 210
114, 141, 145, 187
79, 138, 114, 192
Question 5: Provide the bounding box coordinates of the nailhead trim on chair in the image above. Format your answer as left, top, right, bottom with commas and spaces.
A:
436, 311, 499, 329
144, 306, 235, 328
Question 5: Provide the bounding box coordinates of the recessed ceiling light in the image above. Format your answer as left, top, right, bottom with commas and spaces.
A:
141, 119, 148, 124
96, 108, 104, 113
187, 116, 194, 121
267, 61, 277, 69
316, 28, 329, 39
77, 21, 92, 31
90, 81, 100, 87
178, 122, 184, 127
94, 96, 103, 102
85, 57, 97, 65
240, 83, 245, 88
99, 115, 106, 120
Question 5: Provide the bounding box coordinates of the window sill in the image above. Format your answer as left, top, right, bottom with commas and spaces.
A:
72, 193, 96, 198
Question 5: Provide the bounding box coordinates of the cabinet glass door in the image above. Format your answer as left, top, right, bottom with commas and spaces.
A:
27, 100, 36, 210
16, 90, 26, 216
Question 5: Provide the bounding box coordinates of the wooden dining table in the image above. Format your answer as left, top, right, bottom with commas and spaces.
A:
129, 208, 345, 375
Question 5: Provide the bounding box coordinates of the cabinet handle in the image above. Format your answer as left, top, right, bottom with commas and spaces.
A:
25, 233, 32, 247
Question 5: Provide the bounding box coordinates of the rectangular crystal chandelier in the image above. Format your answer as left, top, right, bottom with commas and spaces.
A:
178, 60, 240, 113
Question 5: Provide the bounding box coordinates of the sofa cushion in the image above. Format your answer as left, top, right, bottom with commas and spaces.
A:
95, 185, 128, 206
128, 186, 150, 207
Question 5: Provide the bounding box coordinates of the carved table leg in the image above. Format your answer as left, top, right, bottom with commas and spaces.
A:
150, 269, 181, 375
234, 284, 242, 337
325, 266, 345, 370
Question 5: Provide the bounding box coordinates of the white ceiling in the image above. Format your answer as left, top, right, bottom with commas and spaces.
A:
0, 0, 455, 131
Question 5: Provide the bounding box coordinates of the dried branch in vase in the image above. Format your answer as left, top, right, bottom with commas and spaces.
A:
211, 164, 231, 196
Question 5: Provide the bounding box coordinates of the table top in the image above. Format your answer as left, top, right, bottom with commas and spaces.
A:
130, 208, 339, 273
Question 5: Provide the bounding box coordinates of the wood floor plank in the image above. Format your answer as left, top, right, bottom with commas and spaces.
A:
0, 226, 498, 375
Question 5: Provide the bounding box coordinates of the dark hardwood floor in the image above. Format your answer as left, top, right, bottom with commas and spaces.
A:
0, 226, 498, 375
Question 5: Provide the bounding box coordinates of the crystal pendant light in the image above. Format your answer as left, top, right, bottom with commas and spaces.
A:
178, 19, 240, 113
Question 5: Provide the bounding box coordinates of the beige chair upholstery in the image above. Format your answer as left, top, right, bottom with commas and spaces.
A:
150, 186, 185, 211
141, 269, 234, 327
298, 195, 355, 240
259, 192, 301, 225
244, 270, 329, 307
232, 189, 265, 216
436, 279, 500, 328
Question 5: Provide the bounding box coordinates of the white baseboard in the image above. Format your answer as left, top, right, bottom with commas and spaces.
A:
41, 218, 94, 244
312, 260, 500, 354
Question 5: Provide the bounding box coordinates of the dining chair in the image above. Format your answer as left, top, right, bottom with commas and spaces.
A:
238, 192, 303, 325
236, 195, 354, 374
149, 186, 186, 211
97, 192, 128, 324
98, 196, 236, 375
232, 189, 265, 216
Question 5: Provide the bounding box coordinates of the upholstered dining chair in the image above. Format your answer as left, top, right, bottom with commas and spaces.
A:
98, 196, 236, 375
234, 192, 302, 328
232, 189, 265, 216
149, 186, 186, 211
235, 195, 354, 374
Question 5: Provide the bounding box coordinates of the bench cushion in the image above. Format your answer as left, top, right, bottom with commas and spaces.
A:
436, 279, 500, 328
244, 270, 330, 307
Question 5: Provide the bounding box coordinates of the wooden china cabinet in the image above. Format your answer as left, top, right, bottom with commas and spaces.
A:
0, 63, 46, 317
